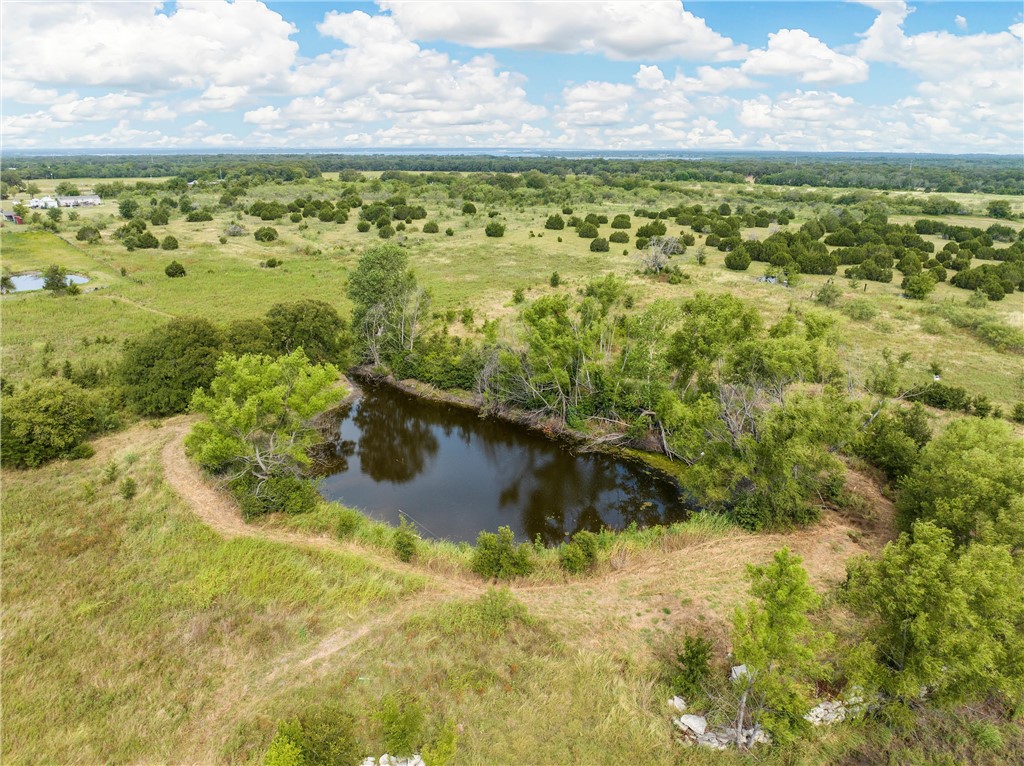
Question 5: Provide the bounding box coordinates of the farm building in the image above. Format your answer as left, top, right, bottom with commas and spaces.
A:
57, 195, 101, 207
2, 211, 24, 224
27, 196, 58, 209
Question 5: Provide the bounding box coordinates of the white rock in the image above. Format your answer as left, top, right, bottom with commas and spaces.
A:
668, 696, 687, 713
695, 731, 727, 750
730, 664, 749, 682
361, 759, 376, 766
751, 726, 772, 745
678, 714, 708, 736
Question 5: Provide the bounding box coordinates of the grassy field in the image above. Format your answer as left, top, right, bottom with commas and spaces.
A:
3, 174, 1021, 403
3, 173, 1023, 763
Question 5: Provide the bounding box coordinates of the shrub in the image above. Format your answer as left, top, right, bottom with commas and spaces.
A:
669, 633, 714, 701
610, 213, 631, 229
841, 299, 877, 321
724, 249, 751, 270
186, 209, 213, 222
815, 280, 841, 307
118, 317, 223, 416
549, 272, 560, 287
484, 221, 505, 237
378, 224, 395, 239
462, 202, 476, 214
590, 237, 609, 252
263, 732, 305, 766
357, 220, 371, 232
118, 477, 137, 501
421, 721, 458, 766
562, 206, 573, 215
289, 212, 302, 223
76, 226, 100, 243
224, 223, 247, 237
229, 473, 320, 519
445, 227, 454, 236
276, 705, 361, 766
0, 379, 99, 468
393, 518, 419, 562
558, 530, 599, 574
422, 220, 439, 233
471, 526, 534, 578
544, 214, 565, 230
577, 222, 598, 239
254, 226, 279, 242
1011, 402, 1024, 424
512, 287, 525, 304
375, 692, 424, 757
164, 260, 186, 278
160, 235, 179, 251
609, 230, 629, 243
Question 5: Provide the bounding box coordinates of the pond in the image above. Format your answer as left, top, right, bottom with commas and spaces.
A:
7, 273, 89, 292
314, 382, 693, 544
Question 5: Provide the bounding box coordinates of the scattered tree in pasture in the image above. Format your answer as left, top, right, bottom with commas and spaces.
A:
0, 379, 100, 468
265, 300, 348, 366
164, 260, 186, 278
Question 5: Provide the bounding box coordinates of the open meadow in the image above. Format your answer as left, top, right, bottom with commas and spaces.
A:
3, 163, 1023, 765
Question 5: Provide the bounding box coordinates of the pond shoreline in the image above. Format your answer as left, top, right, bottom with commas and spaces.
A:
344, 364, 685, 485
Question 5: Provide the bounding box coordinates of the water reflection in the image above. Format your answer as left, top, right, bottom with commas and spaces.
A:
315, 382, 692, 544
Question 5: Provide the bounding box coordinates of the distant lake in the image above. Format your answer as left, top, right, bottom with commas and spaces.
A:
7, 273, 89, 292
314, 381, 693, 544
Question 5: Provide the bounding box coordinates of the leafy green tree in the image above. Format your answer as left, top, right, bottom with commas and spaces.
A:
896, 418, 1024, 547
0, 379, 99, 468
265, 300, 348, 366
0, 268, 12, 293
902, 272, 936, 299
54, 181, 80, 196
186, 350, 344, 493
987, 200, 1012, 219
846, 521, 1024, 705
118, 317, 224, 416
224, 318, 276, 357
731, 548, 826, 747
666, 292, 762, 388
118, 197, 139, 219
347, 243, 428, 364
42, 264, 70, 294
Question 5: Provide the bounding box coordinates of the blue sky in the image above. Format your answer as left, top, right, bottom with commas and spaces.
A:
2, 1, 1021, 153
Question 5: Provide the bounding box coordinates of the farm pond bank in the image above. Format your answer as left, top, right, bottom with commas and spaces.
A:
313, 378, 693, 544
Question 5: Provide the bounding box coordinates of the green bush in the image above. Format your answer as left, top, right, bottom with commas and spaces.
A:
589, 237, 609, 252
229, 473, 320, 519
254, 226, 279, 242
471, 526, 535, 578
544, 214, 565, 230
422, 221, 439, 233
164, 260, 186, 278
842, 299, 877, 321
160, 235, 179, 251
375, 692, 424, 757
422, 721, 458, 766
263, 732, 305, 766
462, 202, 476, 214
609, 230, 629, 243
0, 379, 99, 468
577, 222, 598, 239
512, 287, 525, 304
559, 530, 599, 574
484, 221, 505, 237
668, 633, 714, 701
274, 705, 361, 766
724, 249, 751, 270
119, 477, 137, 501
118, 317, 223, 416
549, 271, 560, 287
393, 518, 419, 562
445, 227, 454, 236
357, 220, 371, 232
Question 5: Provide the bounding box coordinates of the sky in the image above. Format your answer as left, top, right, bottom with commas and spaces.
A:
1, 0, 1021, 154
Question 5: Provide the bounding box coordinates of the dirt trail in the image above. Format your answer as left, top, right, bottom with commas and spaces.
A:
159, 418, 480, 596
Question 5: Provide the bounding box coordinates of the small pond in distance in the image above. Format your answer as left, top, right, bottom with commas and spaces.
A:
314, 382, 693, 544
8, 273, 89, 292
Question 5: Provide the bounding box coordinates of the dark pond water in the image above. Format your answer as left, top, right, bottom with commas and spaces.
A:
8, 273, 89, 292
314, 382, 692, 544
